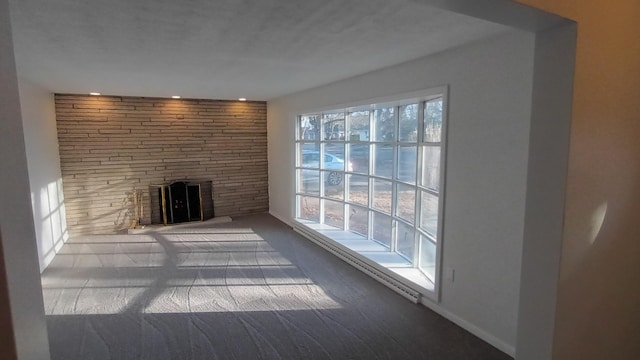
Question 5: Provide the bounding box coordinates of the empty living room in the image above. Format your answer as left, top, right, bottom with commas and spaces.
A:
1, 1, 638, 360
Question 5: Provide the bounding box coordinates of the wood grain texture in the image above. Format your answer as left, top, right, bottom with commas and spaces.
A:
55, 95, 268, 236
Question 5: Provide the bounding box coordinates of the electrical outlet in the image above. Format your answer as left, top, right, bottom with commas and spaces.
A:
445, 267, 455, 282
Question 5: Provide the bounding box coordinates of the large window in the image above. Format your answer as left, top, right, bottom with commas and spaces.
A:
295, 90, 446, 294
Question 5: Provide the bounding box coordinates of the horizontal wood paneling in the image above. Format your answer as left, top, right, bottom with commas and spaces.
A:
56, 94, 268, 235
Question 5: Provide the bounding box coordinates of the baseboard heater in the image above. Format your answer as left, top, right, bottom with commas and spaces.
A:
293, 224, 422, 304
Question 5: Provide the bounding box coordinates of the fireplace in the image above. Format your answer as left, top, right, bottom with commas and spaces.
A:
150, 180, 214, 225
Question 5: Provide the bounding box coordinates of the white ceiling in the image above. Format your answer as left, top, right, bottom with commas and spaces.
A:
8, 0, 512, 100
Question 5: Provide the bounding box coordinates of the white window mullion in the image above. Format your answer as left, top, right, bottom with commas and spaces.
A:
413, 101, 425, 267
367, 110, 376, 240
342, 109, 351, 231
390, 105, 400, 253
319, 114, 326, 223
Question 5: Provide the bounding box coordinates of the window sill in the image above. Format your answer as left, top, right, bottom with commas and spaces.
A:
297, 219, 434, 293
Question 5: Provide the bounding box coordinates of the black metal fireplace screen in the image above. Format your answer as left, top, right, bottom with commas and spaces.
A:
150, 181, 214, 225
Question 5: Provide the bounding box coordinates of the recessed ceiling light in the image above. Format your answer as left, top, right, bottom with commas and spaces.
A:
89, 92, 101, 96
171, 95, 181, 99
238, 98, 247, 101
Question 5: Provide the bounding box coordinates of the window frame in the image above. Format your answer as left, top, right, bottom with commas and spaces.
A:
293, 87, 448, 301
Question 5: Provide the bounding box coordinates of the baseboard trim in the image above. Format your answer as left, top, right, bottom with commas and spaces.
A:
283, 215, 516, 358
39, 237, 68, 273
39, 250, 56, 273
269, 211, 294, 228
293, 224, 421, 304
418, 297, 516, 357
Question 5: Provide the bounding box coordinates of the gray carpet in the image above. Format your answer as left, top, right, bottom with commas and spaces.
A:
42, 213, 511, 360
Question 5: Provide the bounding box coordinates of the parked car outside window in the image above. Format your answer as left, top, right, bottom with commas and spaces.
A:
301, 150, 352, 185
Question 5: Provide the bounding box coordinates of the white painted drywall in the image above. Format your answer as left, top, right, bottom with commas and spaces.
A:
0, 0, 51, 357
267, 30, 535, 353
19, 78, 68, 272
516, 23, 576, 360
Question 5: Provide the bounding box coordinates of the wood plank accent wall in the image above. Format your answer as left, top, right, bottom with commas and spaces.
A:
55, 94, 268, 236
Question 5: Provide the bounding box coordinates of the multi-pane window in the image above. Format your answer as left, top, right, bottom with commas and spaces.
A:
295, 93, 445, 286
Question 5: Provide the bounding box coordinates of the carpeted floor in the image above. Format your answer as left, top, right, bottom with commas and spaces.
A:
41, 213, 511, 360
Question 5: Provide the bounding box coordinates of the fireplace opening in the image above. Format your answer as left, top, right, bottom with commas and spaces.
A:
150, 180, 214, 225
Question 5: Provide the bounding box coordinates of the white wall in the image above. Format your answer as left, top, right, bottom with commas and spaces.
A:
516, 23, 576, 360
267, 30, 535, 354
18, 78, 68, 272
0, 0, 51, 357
